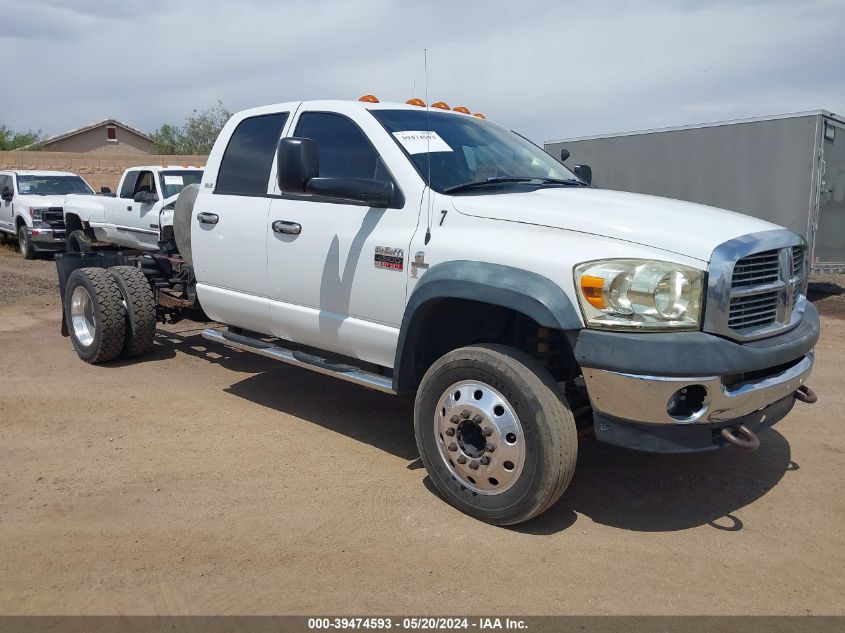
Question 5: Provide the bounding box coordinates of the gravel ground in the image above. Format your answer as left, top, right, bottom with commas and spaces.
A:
0, 246, 843, 615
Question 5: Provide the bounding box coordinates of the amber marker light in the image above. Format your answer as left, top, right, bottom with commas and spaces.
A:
453, 106, 471, 114
406, 98, 426, 107
580, 275, 606, 309
359, 94, 379, 103
431, 101, 450, 110
473, 112, 486, 119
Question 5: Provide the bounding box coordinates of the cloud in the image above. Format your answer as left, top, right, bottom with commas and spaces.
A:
2, 0, 843, 143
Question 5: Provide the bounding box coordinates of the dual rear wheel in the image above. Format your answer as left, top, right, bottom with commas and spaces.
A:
65, 266, 156, 363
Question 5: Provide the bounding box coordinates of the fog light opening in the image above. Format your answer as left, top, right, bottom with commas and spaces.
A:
667, 385, 708, 421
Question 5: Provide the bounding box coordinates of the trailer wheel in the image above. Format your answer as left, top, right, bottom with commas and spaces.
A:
67, 229, 93, 254
65, 268, 126, 363
109, 265, 156, 358
414, 344, 578, 526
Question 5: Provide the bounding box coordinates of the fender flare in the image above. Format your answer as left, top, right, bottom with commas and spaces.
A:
392, 260, 583, 392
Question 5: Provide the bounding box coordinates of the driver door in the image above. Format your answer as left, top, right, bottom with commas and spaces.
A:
0, 174, 13, 232
113, 170, 160, 249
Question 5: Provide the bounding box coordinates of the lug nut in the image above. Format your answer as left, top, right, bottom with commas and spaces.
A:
460, 410, 471, 419
448, 443, 458, 452
457, 455, 467, 464
480, 456, 491, 465
482, 427, 493, 437
445, 427, 455, 437
472, 414, 483, 424
485, 443, 496, 453
469, 460, 480, 470
450, 415, 460, 424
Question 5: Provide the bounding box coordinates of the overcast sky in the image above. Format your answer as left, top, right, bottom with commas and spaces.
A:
3, 0, 844, 143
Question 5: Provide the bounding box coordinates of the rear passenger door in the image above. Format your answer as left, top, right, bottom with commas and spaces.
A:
191, 111, 290, 334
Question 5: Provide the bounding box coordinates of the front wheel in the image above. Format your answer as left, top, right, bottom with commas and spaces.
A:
18, 225, 35, 259
67, 229, 93, 254
414, 344, 578, 525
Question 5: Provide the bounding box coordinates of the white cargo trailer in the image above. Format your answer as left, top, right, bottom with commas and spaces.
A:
545, 111, 845, 273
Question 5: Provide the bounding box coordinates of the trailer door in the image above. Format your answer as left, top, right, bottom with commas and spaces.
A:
814, 118, 845, 270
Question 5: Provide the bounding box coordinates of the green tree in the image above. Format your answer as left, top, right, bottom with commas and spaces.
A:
151, 101, 232, 155
0, 123, 44, 150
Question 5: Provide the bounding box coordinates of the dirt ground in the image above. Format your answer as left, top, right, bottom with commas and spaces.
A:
0, 244, 843, 616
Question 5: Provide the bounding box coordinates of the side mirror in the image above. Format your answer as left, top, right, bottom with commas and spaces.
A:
133, 190, 159, 203
560, 148, 570, 162
100, 186, 112, 195
574, 164, 592, 185
277, 137, 319, 193
1, 189, 13, 202
305, 178, 395, 208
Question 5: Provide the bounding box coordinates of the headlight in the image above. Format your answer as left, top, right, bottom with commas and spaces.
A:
30, 208, 46, 221
574, 259, 703, 330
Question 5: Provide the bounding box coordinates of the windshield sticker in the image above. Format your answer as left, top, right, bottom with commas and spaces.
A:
19, 184, 30, 193
392, 131, 453, 155
163, 175, 184, 186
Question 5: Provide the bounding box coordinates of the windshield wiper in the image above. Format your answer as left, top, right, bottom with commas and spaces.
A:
443, 176, 584, 194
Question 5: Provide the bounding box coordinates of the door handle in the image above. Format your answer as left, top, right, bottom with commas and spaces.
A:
197, 212, 219, 225
272, 220, 301, 235
126, 206, 132, 211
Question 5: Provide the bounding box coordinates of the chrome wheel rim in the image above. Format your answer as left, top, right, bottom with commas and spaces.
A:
434, 380, 526, 495
70, 286, 96, 347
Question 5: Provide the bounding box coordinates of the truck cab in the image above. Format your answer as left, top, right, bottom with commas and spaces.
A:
63, 165, 203, 252
0, 170, 93, 258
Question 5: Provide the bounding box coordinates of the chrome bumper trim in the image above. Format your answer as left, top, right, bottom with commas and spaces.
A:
583, 351, 814, 425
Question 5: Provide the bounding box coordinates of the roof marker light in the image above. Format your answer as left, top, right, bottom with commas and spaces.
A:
431, 102, 450, 110
453, 106, 471, 114
406, 98, 426, 107
472, 112, 486, 119
359, 94, 379, 103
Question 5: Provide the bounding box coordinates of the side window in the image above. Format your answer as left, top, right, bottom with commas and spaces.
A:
0, 175, 11, 194
135, 171, 156, 194
120, 171, 140, 198
294, 112, 388, 181
216, 112, 288, 196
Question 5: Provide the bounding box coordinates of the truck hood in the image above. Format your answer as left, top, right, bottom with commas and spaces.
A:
451, 187, 783, 262
13, 194, 69, 208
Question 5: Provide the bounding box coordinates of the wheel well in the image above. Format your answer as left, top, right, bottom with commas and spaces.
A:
15, 215, 26, 230
396, 298, 579, 393
65, 214, 83, 233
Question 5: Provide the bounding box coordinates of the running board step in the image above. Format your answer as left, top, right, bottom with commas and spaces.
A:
202, 328, 395, 394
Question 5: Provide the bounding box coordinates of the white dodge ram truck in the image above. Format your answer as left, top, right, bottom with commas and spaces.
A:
0, 170, 94, 259
63, 165, 202, 252
56, 99, 819, 525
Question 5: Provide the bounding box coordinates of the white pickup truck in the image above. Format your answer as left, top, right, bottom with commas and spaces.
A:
0, 170, 94, 258
56, 98, 819, 525
63, 165, 202, 252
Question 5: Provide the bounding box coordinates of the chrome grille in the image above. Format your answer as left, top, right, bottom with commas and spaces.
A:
731, 250, 780, 287
728, 291, 779, 329
706, 231, 807, 342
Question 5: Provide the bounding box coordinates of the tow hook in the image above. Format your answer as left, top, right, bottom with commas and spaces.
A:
794, 385, 818, 404
720, 425, 760, 451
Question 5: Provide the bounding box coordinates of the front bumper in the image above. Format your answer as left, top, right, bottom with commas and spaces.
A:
26, 227, 66, 252
575, 303, 819, 452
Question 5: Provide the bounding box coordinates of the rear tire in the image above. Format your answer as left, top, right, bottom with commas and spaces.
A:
65, 268, 126, 363
67, 229, 93, 254
18, 225, 35, 260
415, 344, 578, 526
109, 265, 156, 358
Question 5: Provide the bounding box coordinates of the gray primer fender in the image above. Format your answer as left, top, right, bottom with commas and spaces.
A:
393, 260, 582, 392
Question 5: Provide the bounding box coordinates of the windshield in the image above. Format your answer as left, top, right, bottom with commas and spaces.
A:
16, 175, 94, 196
370, 109, 579, 193
160, 170, 203, 199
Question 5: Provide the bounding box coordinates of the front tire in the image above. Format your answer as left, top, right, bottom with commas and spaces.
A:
65, 268, 126, 363
67, 229, 93, 254
415, 344, 578, 526
18, 225, 35, 259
